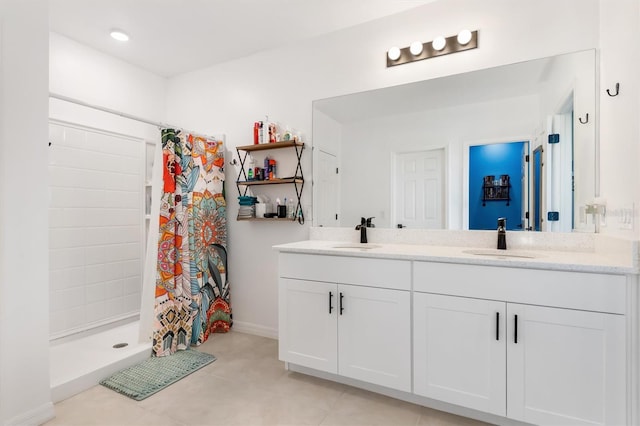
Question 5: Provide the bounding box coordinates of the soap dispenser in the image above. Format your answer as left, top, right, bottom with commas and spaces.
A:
497, 217, 507, 250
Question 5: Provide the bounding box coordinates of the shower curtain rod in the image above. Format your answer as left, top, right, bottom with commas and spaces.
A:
49, 92, 220, 141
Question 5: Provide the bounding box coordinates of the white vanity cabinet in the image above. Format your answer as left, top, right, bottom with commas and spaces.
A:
278, 253, 412, 392
413, 261, 627, 426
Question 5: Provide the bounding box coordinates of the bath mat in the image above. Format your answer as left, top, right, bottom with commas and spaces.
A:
100, 349, 216, 401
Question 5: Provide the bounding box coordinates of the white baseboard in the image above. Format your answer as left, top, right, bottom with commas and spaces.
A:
231, 321, 278, 339
6, 401, 55, 426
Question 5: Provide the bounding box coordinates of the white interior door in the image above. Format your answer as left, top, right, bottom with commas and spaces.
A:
507, 303, 626, 425
315, 149, 339, 226
394, 149, 444, 229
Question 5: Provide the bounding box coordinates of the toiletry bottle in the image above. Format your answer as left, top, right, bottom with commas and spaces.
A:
269, 123, 276, 143
264, 156, 270, 180
253, 122, 259, 145
287, 198, 295, 219
247, 156, 255, 181
269, 159, 276, 179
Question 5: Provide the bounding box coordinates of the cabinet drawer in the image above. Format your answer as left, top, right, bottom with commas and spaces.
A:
279, 253, 338, 282
279, 253, 411, 290
414, 262, 626, 314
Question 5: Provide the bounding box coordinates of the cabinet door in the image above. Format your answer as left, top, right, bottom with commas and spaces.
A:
337, 284, 411, 392
413, 293, 506, 416
278, 278, 337, 373
507, 304, 626, 425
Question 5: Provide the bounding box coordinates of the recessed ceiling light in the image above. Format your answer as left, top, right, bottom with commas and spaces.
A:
110, 30, 129, 42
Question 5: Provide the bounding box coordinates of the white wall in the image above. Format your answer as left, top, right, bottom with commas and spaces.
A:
0, 0, 53, 424
598, 0, 640, 234
49, 33, 166, 124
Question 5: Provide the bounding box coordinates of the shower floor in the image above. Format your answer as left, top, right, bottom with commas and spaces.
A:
50, 321, 152, 402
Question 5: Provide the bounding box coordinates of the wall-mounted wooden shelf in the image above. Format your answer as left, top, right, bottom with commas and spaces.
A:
237, 178, 303, 186
236, 140, 303, 152
237, 216, 298, 222
235, 138, 305, 223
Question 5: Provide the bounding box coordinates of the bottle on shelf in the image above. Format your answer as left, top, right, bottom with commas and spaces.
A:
269, 159, 277, 179
287, 198, 295, 219
264, 156, 270, 180
247, 156, 255, 180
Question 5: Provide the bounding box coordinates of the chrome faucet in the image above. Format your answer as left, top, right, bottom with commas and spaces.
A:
497, 217, 507, 250
355, 217, 375, 243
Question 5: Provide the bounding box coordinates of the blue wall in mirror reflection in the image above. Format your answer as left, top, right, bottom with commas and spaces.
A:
469, 141, 527, 231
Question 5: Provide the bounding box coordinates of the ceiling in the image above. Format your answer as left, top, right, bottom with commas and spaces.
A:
49, 0, 435, 77
313, 55, 555, 124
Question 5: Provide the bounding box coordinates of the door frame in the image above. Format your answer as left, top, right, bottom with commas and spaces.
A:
462, 136, 532, 231
390, 146, 448, 230
312, 147, 340, 227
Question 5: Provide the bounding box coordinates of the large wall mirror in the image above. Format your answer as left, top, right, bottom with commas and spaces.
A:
312, 49, 597, 232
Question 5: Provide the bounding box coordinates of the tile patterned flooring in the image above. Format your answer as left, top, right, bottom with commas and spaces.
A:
45, 331, 490, 426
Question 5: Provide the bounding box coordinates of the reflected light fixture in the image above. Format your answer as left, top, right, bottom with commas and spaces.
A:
432, 36, 446, 51
409, 41, 424, 56
387, 46, 401, 61
386, 30, 478, 67
110, 30, 129, 42
457, 29, 472, 45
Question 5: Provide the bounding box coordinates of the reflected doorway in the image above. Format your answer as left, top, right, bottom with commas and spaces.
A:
469, 141, 529, 231
393, 149, 444, 229
315, 149, 339, 227
532, 146, 544, 231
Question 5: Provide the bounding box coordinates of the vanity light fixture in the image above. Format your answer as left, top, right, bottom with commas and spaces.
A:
432, 36, 446, 51
386, 30, 479, 68
457, 29, 472, 45
110, 30, 129, 42
387, 46, 401, 61
409, 41, 424, 56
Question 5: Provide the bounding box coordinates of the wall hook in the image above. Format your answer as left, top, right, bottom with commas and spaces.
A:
606, 82, 620, 97
578, 113, 589, 124
229, 158, 238, 166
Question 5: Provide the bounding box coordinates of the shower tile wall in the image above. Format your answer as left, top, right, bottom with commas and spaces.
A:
48, 123, 144, 338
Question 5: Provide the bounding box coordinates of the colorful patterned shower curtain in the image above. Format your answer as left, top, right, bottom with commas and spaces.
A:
153, 129, 231, 357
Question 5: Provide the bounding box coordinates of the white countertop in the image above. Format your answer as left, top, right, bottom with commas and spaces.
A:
273, 239, 638, 274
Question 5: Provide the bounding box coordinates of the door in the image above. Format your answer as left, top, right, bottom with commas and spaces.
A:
337, 284, 411, 392
315, 149, 339, 226
278, 278, 338, 373
532, 146, 544, 231
394, 149, 444, 229
507, 304, 626, 425
414, 293, 506, 416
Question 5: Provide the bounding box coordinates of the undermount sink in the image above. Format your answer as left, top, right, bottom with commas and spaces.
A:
462, 249, 540, 259
332, 243, 381, 250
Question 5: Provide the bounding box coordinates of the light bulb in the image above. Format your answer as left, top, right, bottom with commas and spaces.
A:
110, 30, 129, 42
409, 41, 423, 56
432, 36, 446, 51
387, 46, 401, 61
457, 29, 472, 45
